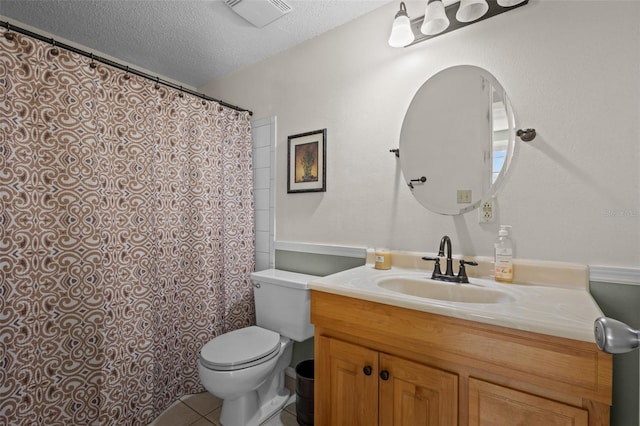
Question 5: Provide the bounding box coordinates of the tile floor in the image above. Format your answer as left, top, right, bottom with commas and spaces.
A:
149, 391, 299, 426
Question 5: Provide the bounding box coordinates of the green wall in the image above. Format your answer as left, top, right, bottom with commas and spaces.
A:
275, 249, 365, 277
276, 249, 365, 373
590, 281, 640, 426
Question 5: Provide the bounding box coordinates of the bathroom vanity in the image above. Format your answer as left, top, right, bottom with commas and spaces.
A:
309, 251, 612, 425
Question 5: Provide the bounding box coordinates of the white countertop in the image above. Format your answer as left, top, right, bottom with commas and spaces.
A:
309, 262, 604, 343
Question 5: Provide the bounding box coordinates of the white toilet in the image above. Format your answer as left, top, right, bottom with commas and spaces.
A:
198, 269, 318, 426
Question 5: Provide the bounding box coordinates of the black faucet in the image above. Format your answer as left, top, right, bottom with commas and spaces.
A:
422, 235, 478, 283
439, 236, 454, 277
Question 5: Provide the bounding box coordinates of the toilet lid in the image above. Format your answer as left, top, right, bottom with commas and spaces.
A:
200, 326, 281, 371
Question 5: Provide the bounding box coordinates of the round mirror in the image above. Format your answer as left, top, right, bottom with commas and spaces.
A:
399, 65, 516, 215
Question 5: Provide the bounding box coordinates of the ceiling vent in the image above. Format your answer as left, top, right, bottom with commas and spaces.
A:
225, 0, 293, 28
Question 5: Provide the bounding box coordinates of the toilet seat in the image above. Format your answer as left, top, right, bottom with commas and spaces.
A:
200, 326, 281, 371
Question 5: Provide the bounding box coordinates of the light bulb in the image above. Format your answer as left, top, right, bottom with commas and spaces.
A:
421, 0, 450, 36
497, 0, 526, 6
388, 2, 415, 48
456, 0, 489, 23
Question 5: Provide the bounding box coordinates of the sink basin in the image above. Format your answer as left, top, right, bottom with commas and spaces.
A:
377, 277, 514, 304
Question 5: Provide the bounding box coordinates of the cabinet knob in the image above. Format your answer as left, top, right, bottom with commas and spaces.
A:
380, 370, 390, 381
363, 366, 373, 376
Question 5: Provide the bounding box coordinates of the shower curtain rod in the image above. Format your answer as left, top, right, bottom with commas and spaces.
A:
1, 21, 253, 116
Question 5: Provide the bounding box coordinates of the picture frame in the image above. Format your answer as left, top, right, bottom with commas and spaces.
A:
287, 129, 326, 193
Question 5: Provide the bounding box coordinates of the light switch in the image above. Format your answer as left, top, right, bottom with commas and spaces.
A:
457, 189, 472, 204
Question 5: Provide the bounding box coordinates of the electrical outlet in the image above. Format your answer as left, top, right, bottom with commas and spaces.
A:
479, 199, 495, 223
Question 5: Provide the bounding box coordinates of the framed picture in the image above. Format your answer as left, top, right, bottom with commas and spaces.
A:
287, 129, 326, 193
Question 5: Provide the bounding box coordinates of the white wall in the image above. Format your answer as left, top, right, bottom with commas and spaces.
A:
201, 0, 640, 268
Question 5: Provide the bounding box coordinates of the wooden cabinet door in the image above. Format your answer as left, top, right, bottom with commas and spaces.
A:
379, 353, 458, 426
316, 336, 379, 426
468, 378, 589, 426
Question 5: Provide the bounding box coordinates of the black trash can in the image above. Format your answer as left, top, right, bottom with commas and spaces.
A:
295, 359, 314, 426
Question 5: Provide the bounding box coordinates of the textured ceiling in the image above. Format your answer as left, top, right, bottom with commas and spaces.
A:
0, 0, 393, 88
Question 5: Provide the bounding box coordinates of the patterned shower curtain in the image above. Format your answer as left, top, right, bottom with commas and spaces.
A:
0, 29, 255, 425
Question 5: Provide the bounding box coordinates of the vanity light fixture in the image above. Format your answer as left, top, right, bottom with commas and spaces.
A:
388, 0, 529, 48
421, 0, 450, 36
388, 2, 415, 48
456, 0, 489, 23
497, 0, 526, 6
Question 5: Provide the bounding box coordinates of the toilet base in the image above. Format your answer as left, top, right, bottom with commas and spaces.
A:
259, 389, 291, 422
219, 388, 290, 426
217, 339, 293, 426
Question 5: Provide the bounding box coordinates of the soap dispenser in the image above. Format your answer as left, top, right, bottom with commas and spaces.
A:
494, 225, 513, 283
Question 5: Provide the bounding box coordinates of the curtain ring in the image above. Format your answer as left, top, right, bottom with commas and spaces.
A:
154, 76, 160, 90
89, 53, 97, 69
50, 39, 59, 56
4, 23, 15, 41
123, 66, 131, 80
178, 86, 184, 98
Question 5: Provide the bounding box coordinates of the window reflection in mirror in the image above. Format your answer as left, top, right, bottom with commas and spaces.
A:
492, 96, 509, 184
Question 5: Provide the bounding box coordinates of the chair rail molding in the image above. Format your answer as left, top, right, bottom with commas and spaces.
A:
589, 266, 640, 286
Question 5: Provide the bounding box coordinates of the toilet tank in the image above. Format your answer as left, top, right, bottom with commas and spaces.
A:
251, 269, 319, 342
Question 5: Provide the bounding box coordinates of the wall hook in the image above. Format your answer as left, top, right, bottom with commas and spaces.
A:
390, 148, 400, 158
517, 128, 536, 142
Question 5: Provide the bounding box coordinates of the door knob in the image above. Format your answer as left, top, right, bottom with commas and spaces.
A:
594, 317, 639, 354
